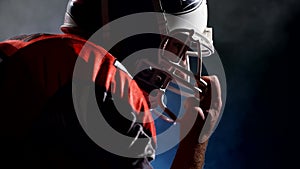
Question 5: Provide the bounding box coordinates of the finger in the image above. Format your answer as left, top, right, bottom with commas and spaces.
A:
201, 75, 222, 112
194, 106, 205, 120
202, 75, 222, 100
183, 97, 200, 109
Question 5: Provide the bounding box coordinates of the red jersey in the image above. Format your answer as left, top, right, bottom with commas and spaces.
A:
0, 33, 156, 169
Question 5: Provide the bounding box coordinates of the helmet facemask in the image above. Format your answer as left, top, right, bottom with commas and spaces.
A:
133, 0, 215, 123
158, 28, 214, 87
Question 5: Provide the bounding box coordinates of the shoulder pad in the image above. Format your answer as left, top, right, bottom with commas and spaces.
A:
0, 33, 87, 57
8, 33, 44, 42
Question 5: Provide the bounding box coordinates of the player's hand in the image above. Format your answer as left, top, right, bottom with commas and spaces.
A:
179, 75, 222, 143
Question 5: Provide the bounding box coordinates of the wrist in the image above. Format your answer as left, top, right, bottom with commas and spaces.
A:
170, 114, 208, 169
171, 140, 208, 169
180, 113, 205, 144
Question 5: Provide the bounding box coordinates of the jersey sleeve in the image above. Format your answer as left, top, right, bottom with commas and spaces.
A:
0, 34, 157, 168
67, 37, 157, 162
90, 47, 157, 159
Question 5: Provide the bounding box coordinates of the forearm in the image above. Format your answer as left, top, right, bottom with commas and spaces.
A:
170, 138, 208, 169
170, 113, 209, 169
170, 75, 221, 169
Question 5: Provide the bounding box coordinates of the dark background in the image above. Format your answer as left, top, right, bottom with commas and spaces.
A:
0, 0, 295, 168
206, 0, 295, 169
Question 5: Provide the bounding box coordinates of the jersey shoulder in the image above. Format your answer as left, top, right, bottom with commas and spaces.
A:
0, 33, 108, 58
0, 33, 117, 94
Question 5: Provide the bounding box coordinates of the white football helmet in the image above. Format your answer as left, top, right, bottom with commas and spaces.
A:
134, 0, 215, 123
